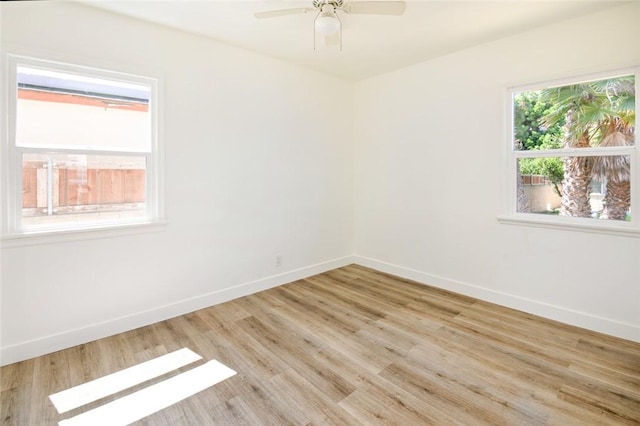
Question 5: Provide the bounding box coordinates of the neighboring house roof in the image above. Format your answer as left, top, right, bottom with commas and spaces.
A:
18, 68, 149, 103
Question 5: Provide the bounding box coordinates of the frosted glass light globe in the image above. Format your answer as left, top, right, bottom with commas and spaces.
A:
315, 13, 340, 35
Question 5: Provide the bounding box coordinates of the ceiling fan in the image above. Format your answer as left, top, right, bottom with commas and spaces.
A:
254, 0, 406, 51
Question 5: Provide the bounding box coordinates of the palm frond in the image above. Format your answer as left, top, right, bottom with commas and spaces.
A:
540, 75, 635, 148
617, 95, 636, 112
576, 104, 609, 124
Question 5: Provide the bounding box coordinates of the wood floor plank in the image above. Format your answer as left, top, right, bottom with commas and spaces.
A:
378, 359, 531, 426
456, 301, 582, 349
204, 395, 263, 425
338, 376, 455, 426
576, 337, 640, 375
201, 321, 289, 380
230, 378, 310, 426
558, 384, 640, 425
300, 275, 388, 321
568, 361, 640, 395
268, 368, 361, 425
2, 264, 639, 425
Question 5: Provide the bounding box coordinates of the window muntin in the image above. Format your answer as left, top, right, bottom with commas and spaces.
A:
506, 70, 638, 233
4, 56, 159, 236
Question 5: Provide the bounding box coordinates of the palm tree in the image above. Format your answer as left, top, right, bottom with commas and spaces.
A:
542, 101, 593, 218
590, 79, 635, 221
592, 127, 633, 220
540, 76, 635, 219
559, 131, 592, 218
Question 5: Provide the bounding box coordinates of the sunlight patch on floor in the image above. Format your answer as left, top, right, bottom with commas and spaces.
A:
49, 348, 236, 426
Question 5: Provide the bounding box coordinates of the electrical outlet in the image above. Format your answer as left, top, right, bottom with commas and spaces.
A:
275, 255, 282, 267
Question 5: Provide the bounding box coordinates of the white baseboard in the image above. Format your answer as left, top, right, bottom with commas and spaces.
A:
5, 253, 637, 366
0, 255, 355, 366
354, 255, 640, 343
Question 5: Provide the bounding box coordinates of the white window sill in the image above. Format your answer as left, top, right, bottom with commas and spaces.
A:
497, 214, 640, 238
1, 221, 167, 248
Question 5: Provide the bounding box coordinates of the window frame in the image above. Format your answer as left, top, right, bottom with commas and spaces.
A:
499, 67, 640, 238
2, 55, 164, 244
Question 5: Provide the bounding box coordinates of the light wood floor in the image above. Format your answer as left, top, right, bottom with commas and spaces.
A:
2, 265, 640, 425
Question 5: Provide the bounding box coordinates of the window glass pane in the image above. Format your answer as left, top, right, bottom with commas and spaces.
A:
16, 66, 151, 151
517, 156, 631, 222
22, 153, 146, 228
513, 75, 635, 151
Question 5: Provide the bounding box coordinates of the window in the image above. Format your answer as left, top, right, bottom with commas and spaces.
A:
3, 56, 161, 238
502, 69, 639, 236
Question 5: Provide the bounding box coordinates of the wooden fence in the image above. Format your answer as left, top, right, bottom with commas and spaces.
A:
22, 163, 145, 211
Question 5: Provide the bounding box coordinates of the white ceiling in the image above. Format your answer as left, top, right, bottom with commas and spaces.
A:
83, 0, 628, 81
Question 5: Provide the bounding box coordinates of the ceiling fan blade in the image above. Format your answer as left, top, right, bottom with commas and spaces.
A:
324, 33, 340, 47
254, 7, 314, 19
343, 1, 406, 15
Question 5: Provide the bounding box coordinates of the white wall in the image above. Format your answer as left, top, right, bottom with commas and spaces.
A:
0, 2, 354, 365
354, 3, 640, 342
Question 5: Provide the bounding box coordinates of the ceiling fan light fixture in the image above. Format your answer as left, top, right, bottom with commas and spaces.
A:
315, 11, 340, 36
255, 0, 406, 52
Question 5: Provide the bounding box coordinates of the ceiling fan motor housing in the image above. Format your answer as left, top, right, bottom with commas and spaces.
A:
313, 0, 344, 10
